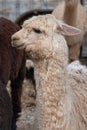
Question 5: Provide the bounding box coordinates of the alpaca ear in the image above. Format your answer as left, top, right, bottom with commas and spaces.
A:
57, 22, 81, 36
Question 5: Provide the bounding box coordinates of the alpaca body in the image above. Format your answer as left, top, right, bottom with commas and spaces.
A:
52, 0, 87, 60
67, 60, 87, 130
34, 49, 87, 130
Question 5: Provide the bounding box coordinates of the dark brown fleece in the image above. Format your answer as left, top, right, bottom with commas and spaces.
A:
0, 17, 26, 130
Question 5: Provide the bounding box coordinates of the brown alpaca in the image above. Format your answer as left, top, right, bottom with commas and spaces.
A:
0, 17, 26, 130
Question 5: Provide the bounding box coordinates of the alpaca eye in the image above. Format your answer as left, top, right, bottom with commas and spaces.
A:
33, 28, 42, 34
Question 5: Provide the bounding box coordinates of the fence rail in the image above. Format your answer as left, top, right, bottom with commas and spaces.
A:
0, 0, 86, 21
0, 0, 61, 21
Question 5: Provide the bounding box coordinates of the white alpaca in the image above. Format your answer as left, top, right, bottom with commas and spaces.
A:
52, 0, 87, 61
11, 14, 87, 130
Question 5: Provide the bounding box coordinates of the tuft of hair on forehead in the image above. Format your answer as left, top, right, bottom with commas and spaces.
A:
22, 14, 58, 32
22, 14, 58, 34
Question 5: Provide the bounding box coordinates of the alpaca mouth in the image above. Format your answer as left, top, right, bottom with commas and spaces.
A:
16, 43, 25, 49
12, 42, 25, 49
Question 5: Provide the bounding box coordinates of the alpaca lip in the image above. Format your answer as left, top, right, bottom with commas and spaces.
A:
16, 43, 25, 49
12, 42, 25, 49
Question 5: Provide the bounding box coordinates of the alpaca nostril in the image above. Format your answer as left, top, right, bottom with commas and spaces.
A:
11, 35, 20, 47
12, 37, 20, 41
12, 36, 20, 41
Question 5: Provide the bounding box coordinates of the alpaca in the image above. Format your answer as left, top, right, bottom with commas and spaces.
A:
52, 0, 87, 61
0, 17, 26, 130
11, 14, 87, 130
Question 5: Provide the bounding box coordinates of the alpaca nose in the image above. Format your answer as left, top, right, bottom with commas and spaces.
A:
12, 35, 20, 41
11, 35, 20, 47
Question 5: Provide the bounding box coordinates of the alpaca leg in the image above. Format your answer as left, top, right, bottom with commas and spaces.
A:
26, 66, 36, 98
69, 43, 81, 61
10, 77, 23, 130
0, 81, 12, 130
10, 64, 25, 130
10, 56, 26, 130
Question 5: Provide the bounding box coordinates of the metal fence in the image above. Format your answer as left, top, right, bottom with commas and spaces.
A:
0, 0, 61, 21
0, 0, 87, 21
83, 0, 87, 11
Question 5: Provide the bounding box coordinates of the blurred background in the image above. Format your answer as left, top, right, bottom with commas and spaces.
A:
0, 0, 87, 22
0, 0, 60, 21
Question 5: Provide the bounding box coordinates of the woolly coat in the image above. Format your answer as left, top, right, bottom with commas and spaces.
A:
52, 0, 87, 60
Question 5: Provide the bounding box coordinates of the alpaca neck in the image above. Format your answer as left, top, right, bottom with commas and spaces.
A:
35, 57, 67, 92
34, 56, 68, 130
64, 1, 78, 25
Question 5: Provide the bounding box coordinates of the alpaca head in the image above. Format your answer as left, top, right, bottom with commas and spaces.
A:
12, 14, 80, 60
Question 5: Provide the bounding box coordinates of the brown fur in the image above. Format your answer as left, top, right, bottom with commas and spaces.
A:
0, 17, 26, 130
0, 81, 12, 130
